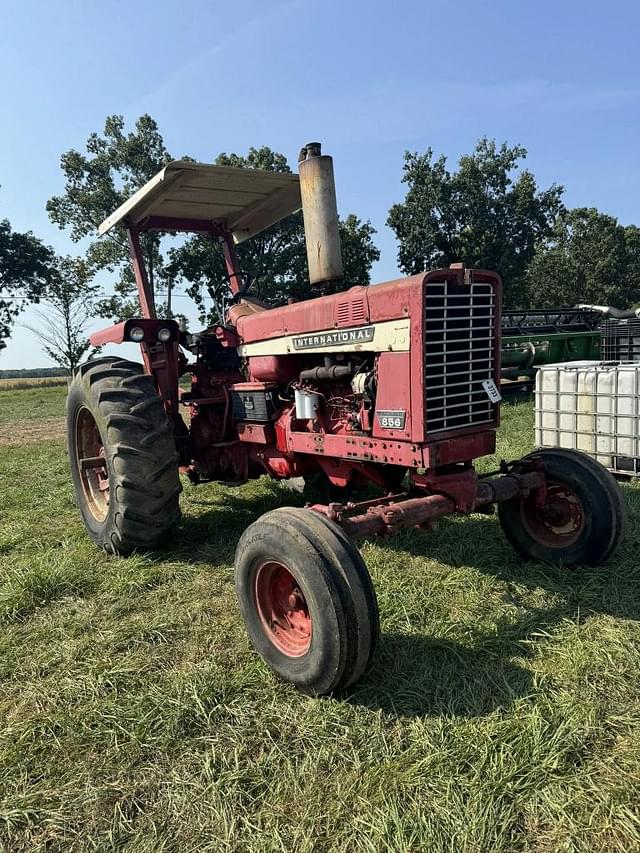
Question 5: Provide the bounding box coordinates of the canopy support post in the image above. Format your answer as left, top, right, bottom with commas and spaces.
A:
127, 226, 156, 319
219, 230, 243, 297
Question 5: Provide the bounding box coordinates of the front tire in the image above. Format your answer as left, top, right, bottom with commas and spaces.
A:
498, 448, 626, 566
66, 357, 181, 555
235, 507, 379, 695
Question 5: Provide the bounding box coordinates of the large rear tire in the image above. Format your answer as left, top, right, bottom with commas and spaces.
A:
66, 357, 181, 555
498, 448, 626, 566
235, 508, 379, 695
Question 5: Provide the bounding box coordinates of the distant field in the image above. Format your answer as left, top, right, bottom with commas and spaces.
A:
0, 383, 639, 851
0, 376, 67, 391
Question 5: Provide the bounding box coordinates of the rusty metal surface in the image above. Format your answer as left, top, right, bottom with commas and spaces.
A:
475, 470, 545, 506
338, 494, 456, 539
298, 143, 344, 287
306, 465, 547, 541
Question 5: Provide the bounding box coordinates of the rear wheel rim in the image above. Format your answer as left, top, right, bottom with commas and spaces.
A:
254, 561, 312, 656
75, 407, 109, 522
520, 482, 585, 548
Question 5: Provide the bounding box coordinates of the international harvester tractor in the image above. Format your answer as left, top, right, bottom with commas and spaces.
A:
67, 143, 626, 695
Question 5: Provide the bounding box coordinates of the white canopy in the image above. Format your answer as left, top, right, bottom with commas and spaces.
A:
98, 160, 301, 244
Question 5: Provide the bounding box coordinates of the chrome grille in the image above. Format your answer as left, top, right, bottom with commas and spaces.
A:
424, 279, 497, 433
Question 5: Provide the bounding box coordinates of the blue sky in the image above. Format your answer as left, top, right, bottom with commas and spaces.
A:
1, 0, 639, 368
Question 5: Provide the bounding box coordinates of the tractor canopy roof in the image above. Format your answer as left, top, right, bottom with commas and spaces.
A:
98, 160, 301, 244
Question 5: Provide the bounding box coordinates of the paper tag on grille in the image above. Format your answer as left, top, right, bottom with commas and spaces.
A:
482, 379, 502, 403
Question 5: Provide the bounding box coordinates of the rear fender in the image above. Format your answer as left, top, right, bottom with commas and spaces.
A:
90, 318, 182, 419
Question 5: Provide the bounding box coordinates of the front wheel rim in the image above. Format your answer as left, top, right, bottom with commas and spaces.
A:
254, 561, 312, 656
75, 407, 110, 522
520, 482, 585, 548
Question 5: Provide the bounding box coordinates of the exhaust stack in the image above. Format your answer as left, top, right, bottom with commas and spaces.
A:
298, 142, 344, 290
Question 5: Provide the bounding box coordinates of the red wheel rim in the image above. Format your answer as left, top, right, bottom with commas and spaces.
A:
254, 561, 312, 656
75, 407, 109, 522
520, 482, 585, 548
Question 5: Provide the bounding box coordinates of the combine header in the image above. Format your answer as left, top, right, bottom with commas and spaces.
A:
501, 308, 602, 384
67, 144, 626, 694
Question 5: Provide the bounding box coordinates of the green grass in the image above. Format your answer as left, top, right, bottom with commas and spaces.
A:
0, 377, 67, 391
0, 383, 67, 424
0, 390, 639, 851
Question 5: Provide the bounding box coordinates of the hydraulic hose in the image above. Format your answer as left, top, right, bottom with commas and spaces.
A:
299, 364, 353, 382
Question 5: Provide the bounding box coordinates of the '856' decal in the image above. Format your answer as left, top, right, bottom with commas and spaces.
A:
376, 410, 406, 430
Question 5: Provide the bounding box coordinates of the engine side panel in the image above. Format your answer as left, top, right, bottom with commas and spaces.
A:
371, 352, 412, 441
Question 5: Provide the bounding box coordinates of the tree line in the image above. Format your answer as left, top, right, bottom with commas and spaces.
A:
2, 114, 639, 371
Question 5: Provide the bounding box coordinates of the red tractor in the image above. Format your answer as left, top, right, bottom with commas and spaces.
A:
67, 143, 625, 695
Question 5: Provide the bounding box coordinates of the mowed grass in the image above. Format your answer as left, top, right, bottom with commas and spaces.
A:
0, 383, 68, 424
0, 386, 639, 852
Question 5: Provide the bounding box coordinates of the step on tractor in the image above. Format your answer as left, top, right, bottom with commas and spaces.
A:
67, 143, 626, 695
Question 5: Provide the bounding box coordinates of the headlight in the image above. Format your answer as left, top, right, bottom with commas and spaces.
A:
129, 326, 145, 342
157, 327, 172, 343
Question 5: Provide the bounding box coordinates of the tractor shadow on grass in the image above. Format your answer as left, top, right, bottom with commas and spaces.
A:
160, 478, 639, 718
348, 483, 640, 717
160, 479, 306, 567
170, 477, 640, 623
346, 600, 589, 719
346, 619, 538, 719
378, 480, 640, 625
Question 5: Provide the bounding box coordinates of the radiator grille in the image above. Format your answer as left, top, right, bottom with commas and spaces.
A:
424, 279, 497, 433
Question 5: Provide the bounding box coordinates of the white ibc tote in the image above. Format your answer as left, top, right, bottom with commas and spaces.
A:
535, 361, 640, 476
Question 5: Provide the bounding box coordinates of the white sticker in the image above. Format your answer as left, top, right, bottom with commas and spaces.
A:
482, 378, 502, 403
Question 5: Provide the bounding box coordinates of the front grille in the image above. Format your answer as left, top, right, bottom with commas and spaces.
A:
424, 278, 497, 433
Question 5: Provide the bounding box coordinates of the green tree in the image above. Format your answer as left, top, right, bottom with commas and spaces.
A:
24, 256, 101, 373
47, 114, 172, 320
168, 147, 381, 325
49, 123, 380, 326
340, 214, 381, 291
0, 206, 57, 355
523, 208, 640, 308
387, 138, 564, 306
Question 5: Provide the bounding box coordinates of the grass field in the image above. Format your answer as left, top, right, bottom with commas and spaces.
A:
0, 376, 67, 391
1, 384, 639, 852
